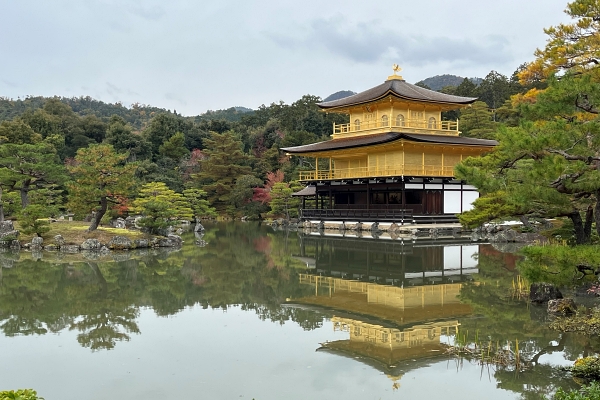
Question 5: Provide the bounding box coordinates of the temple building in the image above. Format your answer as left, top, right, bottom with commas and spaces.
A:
282, 66, 497, 223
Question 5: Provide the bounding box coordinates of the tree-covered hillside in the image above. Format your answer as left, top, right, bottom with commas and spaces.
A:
416, 74, 482, 91
0, 96, 255, 132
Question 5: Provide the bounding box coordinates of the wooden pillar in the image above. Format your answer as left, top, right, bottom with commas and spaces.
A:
366, 181, 370, 210
329, 157, 332, 179
315, 157, 319, 179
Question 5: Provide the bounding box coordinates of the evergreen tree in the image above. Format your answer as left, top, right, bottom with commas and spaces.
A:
105, 116, 151, 161
268, 181, 302, 219
159, 132, 189, 162
459, 101, 498, 139
67, 144, 137, 231
131, 182, 193, 234
0, 119, 42, 144
193, 131, 252, 212
0, 142, 67, 208
182, 188, 216, 219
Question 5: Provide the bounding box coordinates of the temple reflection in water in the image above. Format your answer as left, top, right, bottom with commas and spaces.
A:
292, 235, 480, 388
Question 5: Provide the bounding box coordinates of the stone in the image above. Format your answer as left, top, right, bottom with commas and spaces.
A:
81, 238, 102, 250
370, 222, 380, 233
530, 283, 563, 304
99, 246, 110, 255
112, 217, 126, 229
31, 236, 44, 250
175, 228, 184, 235
0, 221, 15, 233
10, 240, 20, 250
108, 235, 132, 250
167, 234, 183, 247
133, 239, 149, 248
54, 234, 66, 246
44, 245, 58, 251
60, 245, 80, 253
194, 222, 205, 232
125, 216, 137, 229
0, 229, 19, 241
548, 298, 577, 315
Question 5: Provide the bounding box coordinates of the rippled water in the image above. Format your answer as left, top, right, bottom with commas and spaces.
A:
0, 222, 597, 399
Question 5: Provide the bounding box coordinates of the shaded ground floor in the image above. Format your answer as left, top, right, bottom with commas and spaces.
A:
296, 177, 478, 224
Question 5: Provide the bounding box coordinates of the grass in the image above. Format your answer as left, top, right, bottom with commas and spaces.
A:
14, 220, 151, 245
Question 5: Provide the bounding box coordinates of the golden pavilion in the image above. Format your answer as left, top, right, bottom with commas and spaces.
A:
282, 66, 497, 223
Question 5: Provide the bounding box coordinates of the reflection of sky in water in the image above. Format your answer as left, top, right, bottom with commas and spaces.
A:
1, 307, 518, 400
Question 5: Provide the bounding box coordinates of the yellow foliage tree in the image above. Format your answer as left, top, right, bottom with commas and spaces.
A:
520, 0, 600, 84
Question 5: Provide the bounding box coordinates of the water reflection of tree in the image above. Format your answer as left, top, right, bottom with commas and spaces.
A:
458, 246, 599, 398
0, 222, 321, 350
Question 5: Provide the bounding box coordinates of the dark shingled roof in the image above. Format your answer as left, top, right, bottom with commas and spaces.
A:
281, 133, 497, 154
318, 79, 477, 109
292, 186, 316, 196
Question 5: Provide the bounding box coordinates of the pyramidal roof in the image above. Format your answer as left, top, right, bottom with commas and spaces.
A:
318, 77, 477, 110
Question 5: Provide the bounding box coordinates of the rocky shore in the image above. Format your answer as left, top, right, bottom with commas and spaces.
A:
0, 220, 184, 254
271, 218, 549, 243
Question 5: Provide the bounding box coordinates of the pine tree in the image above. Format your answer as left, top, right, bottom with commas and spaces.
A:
193, 131, 251, 212
131, 182, 193, 234
67, 144, 137, 231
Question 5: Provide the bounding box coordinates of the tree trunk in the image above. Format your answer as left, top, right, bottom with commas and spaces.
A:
585, 204, 594, 242
88, 196, 108, 232
569, 210, 591, 244
20, 179, 31, 209
0, 186, 4, 223
519, 215, 533, 229
595, 190, 600, 239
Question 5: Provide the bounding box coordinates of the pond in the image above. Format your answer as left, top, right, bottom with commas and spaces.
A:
1, 222, 598, 399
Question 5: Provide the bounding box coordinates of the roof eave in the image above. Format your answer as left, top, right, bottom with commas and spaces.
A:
317, 90, 477, 111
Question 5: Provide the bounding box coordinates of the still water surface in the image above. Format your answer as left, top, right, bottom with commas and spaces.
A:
0, 222, 598, 399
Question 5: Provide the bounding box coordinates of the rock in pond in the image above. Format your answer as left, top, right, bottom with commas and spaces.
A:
108, 236, 132, 250
81, 238, 102, 250
60, 245, 80, 253
31, 236, 44, 250
54, 234, 66, 246
530, 283, 563, 304
548, 298, 577, 315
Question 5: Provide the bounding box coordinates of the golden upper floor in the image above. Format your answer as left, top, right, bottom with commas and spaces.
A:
318, 69, 476, 139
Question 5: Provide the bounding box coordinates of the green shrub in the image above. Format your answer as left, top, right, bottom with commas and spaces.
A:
572, 356, 600, 382
18, 204, 51, 237
0, 389, 44, 400
551, 381, 600, 399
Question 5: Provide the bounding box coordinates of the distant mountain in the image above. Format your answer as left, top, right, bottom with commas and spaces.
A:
416, 75, 482, 91
323, 90, 356, 102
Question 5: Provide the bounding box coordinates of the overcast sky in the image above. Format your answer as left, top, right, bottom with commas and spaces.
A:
1, 0, 572, 115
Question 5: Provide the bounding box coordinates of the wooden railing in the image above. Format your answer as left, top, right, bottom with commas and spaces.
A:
334, 119, 458, 136
301, 208, 413, 222
298, 165, 455, 181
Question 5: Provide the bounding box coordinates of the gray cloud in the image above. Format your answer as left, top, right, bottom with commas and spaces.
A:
268, 16, 510, 66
